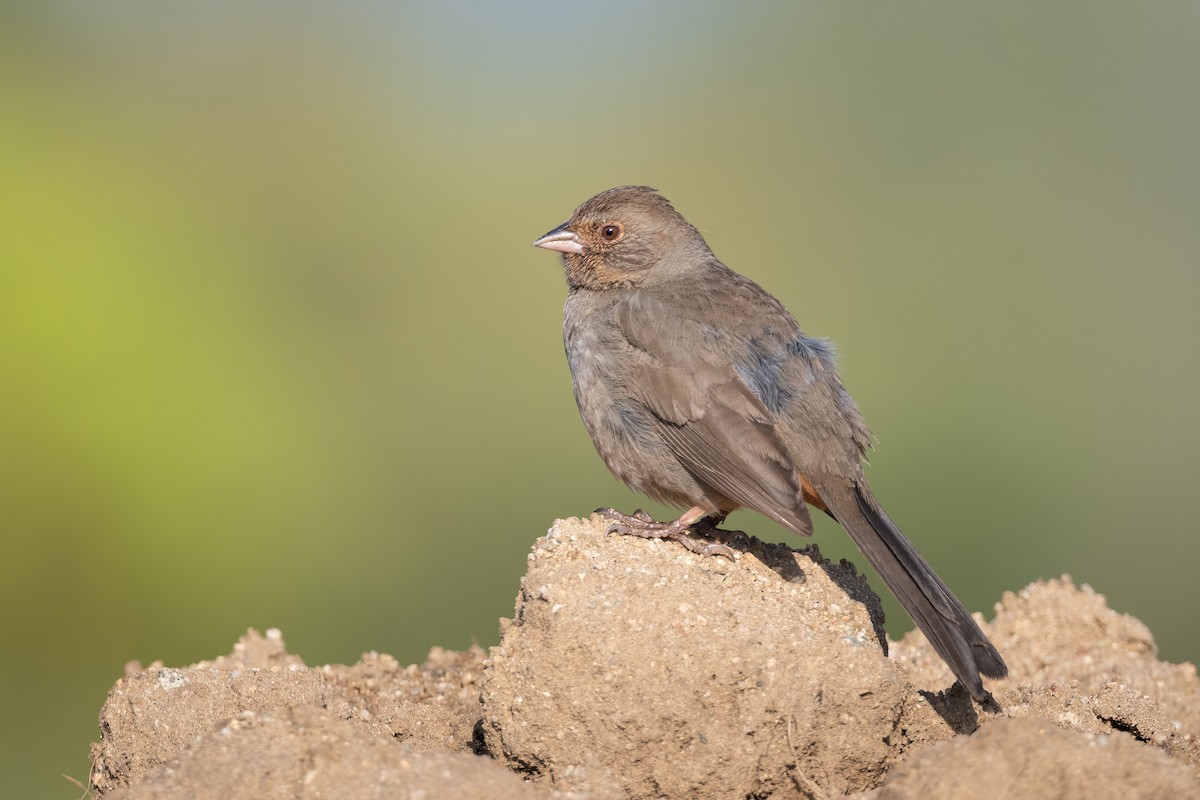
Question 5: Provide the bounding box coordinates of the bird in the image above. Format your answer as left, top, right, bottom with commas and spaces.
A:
532, 185, 1007, 703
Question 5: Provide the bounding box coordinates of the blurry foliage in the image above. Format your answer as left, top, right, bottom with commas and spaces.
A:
1, 2, 1197, 796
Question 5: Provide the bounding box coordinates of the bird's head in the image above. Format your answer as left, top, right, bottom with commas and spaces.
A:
533, 186, 709, 290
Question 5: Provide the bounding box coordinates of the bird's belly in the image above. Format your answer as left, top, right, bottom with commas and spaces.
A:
566, 335, 708, 510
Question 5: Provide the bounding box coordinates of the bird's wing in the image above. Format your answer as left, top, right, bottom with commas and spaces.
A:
614, 291, 815, 536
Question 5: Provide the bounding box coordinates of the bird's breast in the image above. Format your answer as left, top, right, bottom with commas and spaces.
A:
562, 293, 705, 508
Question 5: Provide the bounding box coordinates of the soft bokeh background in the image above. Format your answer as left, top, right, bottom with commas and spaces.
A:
2, 2, 1198, 795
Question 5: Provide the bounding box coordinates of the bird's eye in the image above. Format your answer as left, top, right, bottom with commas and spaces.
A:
600, 223, 623, 242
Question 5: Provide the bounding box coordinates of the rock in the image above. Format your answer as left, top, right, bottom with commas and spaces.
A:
866, 716, 1200, 799
88, 518, 1200, 799
480, 515, 917, 798
104, 705, 557, 800
91, 629, 488, 797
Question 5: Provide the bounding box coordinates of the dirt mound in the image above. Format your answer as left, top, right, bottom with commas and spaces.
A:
865, 716, 1197, 799
90, 516, 1200, 798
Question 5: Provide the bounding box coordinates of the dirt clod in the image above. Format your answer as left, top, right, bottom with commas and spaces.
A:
90, 517, 1200, 799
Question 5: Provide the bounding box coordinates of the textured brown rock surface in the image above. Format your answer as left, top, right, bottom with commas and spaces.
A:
91, 629, 489, 797
105, 705, 557, 800
892, 576, 1200, 775
480, 516, 909, 798
89, 516, 1200, 799
865, 716, 1198, 800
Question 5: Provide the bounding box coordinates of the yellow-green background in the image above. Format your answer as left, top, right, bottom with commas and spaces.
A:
3, 2, 1197, 796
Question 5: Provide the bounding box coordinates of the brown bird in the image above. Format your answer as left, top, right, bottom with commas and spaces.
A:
533, 185, 1007, 703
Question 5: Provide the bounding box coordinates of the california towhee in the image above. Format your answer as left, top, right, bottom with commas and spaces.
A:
533, 185, 1007, 702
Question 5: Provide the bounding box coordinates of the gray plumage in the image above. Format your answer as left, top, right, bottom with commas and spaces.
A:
535, 185, 1007, 702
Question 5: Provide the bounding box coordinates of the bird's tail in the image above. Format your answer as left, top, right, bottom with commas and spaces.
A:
812, 479, 1007, 702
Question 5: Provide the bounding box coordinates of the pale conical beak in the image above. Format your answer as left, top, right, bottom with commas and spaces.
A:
532, 222, 584, 255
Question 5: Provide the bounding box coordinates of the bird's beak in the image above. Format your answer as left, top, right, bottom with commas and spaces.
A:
532, 223, 584, 255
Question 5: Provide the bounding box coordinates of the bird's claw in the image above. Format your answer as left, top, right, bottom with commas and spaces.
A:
596, 508, 736, 560
668, 533, 736, 560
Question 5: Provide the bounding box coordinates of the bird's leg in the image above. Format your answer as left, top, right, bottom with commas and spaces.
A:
597, 506, 736, 559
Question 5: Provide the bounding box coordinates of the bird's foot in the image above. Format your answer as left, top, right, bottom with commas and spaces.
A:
596, 507, 656, 525
595, 507, 736, 559
695, 515, 749, 547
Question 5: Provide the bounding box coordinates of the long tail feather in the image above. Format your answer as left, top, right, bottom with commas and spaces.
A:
813, 480, 1007, 701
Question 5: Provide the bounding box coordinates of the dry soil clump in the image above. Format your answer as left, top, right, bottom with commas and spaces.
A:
90, 516, 1199, 799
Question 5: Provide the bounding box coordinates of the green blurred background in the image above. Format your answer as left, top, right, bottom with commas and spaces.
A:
2, 2, 1198, 795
